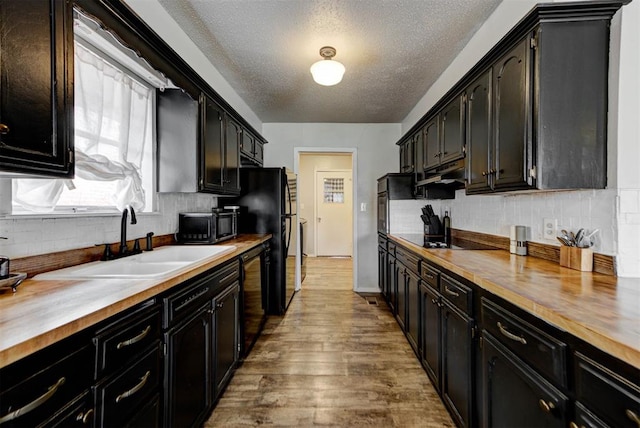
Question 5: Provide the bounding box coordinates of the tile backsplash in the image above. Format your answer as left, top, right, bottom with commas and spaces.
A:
0, 193, 218, 258
390, 188, 618, 255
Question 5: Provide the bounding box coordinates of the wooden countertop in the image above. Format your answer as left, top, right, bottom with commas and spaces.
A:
389, 234, 640, 369
0, 234, 271, 369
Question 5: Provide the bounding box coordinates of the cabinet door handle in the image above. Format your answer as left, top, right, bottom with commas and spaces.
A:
0, 123, 9, 134
497, 321, 527, 345
115, 371, 150, 403
444, 285, 460, 297
626, 409, 640, 427
538, 399, 555, 413
76, 408, 94, 425
569, 422, 585, 428
116, 325, 151, 349
0, 377, 65, 423
431, 298, 438, 305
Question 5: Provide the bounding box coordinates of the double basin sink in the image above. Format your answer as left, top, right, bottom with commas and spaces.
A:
35, 245, 237, 280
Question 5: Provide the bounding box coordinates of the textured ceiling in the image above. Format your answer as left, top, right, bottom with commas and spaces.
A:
157, 0, 502, 123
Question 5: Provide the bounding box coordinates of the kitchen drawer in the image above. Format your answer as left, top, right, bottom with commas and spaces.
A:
574, 401, 609, 428
210, 260, 240, 295
388, 242, 396, 257
94, 344, 162, 428
396, 246, 419, 274
0, 345, 93, 428
378, 234, 388, 250
93, 301, 161, 378
440, 273, 472, 315
574, 352, 640, 428
421, 263, 440, 289
482, 298, 567, 387
164, 274, 214, 328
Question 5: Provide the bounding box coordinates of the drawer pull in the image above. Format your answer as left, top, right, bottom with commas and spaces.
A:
0, 124, 9, 134
0, 377, 65, 424
538, 399, 555, 413
76, 408, 94, 425
497, 322, 527, 345
444, 286, 460, 297
626, 409, 640, 427
115, 371, 150, 403
117, 325, 151, 349
423, 273, 435, 280
569, 422, 585, 428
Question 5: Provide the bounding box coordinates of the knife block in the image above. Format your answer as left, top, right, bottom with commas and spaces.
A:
559, 246, 593, 272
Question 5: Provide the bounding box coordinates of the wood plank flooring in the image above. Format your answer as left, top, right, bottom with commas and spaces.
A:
206, 257, 453, 427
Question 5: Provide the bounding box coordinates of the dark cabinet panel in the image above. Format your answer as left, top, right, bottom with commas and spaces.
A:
399, 139, 415, 173
406, 268, 421, 354
201, 95, 225, 191
465, 70, 492, 194
396, 268, 407, 331
423, 117, 440, 171
492, 37, 532, 191
387, 252, 397, 315
164, 305, 211, 428
482, 332, 568, 428
378, 245, 387, 297
442, 302, 474, 428
213, 282, 240, 400
574, 352, 640, 428
0, 0, 73, 177
440, 96, 465, 166
421, 283, 441, 391
125, 392, 161, 428
224, 117, 241, 193
253, 140, 264, 165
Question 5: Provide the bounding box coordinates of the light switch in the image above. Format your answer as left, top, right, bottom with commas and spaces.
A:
360, 203, 367, 212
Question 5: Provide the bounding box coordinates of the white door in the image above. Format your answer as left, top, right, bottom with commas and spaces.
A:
315, 170, 353, 256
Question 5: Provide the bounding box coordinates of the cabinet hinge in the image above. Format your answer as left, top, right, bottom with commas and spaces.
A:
68, 150, 74, 163
163, 343, 168, 357
530, 36, 537, 50
529, 166, 537, 179
479, 336, 483, 349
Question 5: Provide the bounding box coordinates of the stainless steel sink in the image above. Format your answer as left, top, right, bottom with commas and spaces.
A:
35, 245, 236, 280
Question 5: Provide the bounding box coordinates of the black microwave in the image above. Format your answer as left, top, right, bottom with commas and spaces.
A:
177, 210, 237, 244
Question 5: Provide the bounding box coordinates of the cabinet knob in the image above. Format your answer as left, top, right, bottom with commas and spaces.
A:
0, 123, 9, 134
76, 408, 94, 425
482, 171, 488, 177
538, 399, 555, 413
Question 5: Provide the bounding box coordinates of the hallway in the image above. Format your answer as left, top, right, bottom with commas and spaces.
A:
206, 257, 454, 426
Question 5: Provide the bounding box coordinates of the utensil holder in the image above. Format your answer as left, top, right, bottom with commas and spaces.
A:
559, 246, 593, 272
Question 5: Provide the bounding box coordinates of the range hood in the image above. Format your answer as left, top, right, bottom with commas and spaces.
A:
416, 159, 466, 187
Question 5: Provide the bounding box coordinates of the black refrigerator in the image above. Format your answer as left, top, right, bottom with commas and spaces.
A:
234, 168, 297, 315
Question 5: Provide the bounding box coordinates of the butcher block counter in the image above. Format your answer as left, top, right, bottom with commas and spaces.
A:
0, 234, 271, 368
389, 234, 640, 369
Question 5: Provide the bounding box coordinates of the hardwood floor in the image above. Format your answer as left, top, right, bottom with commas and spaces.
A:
206, 257, 454, 427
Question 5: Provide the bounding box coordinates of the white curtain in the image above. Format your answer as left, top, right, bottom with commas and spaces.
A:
13, 42, 151, 213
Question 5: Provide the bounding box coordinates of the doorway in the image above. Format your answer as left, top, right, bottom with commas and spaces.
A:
295, 149, 357, 291
315, 169, 353, 256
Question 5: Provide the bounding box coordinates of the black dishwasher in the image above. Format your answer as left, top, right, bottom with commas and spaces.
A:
240, 244, 268, 357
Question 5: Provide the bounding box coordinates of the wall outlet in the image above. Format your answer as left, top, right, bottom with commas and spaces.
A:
543, 218, 557, 240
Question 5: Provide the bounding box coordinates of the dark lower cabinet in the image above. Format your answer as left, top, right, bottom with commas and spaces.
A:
396, 269, 407, 331
212, 282, 240, 400
46, 391, 94, 428
420, 283, 441, 391
94, 344, 162, 428
442, 301, 474, 428
378, 245, 387, 299
125, 393, 161, 428
405, 268, 421, 354
482, 332, 568, 428
164, 304, 212, 428
387, 250, 397, 315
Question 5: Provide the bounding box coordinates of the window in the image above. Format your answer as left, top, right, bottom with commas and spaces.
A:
11, 14, 158, 214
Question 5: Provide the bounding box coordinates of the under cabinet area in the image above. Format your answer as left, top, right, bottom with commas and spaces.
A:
0, 0, 74, 177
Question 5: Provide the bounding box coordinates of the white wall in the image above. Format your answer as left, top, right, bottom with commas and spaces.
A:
398, 1, 639, 276
262, 123, 401, 291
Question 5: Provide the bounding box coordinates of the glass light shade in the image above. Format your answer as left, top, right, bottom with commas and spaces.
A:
310, 59, 346, 86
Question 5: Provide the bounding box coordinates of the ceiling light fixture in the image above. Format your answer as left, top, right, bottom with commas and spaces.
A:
310, 46, 345, 86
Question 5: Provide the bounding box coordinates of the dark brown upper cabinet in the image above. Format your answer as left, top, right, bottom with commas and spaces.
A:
399, 138, 415, 174
424, 96, 465, 173
0, 0, 74, 177
240, 127, 264, 167
223, 116, 241, 194
201, 94, 226, 192
395, 1, 622, 196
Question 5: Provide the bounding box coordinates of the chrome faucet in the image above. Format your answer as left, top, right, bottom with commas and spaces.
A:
119, 205, 137, 256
